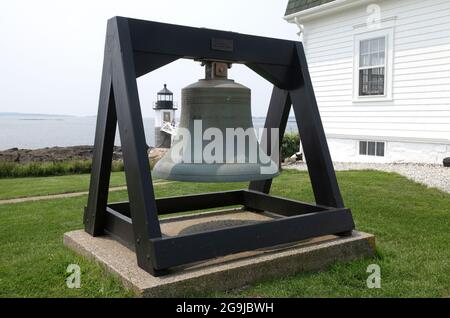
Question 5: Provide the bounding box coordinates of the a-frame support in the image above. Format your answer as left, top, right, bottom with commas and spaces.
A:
83, 17, 355, 276
249, 45, 344, 208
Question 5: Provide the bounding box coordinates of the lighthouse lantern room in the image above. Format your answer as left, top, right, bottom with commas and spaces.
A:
153, 84, 177, 148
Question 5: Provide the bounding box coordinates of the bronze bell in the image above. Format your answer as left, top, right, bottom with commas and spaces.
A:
152, 61, 279, 182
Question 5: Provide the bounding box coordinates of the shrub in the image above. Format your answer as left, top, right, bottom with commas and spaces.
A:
0, 160, 124, 179
281, 132, 300, 160
111, 160, 124, 172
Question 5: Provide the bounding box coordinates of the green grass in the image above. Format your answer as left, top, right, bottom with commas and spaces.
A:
0, 170, 449, 297
0, 172, 126, 200
0, 160, 124, 179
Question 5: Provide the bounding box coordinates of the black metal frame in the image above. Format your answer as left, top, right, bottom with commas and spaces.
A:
83, 17, 355, 276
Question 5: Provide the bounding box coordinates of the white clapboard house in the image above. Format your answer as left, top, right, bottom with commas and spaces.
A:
284, 0, 450, 164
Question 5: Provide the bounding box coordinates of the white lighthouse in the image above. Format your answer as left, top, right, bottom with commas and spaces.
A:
153, 84, 177, 148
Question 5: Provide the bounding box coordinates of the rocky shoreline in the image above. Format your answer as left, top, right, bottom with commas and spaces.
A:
0, 146, 124, 163
0, 145, 167, 165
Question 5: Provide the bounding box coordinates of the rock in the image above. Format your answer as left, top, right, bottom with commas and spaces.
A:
284, 152, 303, 164
0, 145, 123, 163
444, 157, 450, 168
285, 155, 297, 164
148, 147, 168, 168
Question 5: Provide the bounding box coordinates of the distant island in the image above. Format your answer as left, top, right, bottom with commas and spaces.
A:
0, 112, 297, 121
0, 112, 75, 118
0, 112, 157, 119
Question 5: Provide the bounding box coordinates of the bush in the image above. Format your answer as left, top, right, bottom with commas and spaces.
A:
0, 160, 124, 179
281, 132, 300, 160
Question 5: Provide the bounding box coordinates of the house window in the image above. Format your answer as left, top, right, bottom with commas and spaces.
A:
353, 26, 394, 101
359, 37, 386, 96
359, 141, 385, 157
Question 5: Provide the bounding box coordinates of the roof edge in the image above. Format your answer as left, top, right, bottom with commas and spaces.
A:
284, 0, 371, 23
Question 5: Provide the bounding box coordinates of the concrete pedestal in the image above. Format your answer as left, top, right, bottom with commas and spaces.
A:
64, 210, 375, 297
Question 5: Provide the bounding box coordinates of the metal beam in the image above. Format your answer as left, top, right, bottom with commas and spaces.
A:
289, 43, 345, 208
242, 190, 326, 216
127, 18, 296, 66
107, 190, 244, 216
155, 190, 244, 214
84, 22, 117, 236
110, 17, 163, 274
248, 87, 291, 194
151, 208, 355, 270
104, 207, 134, 250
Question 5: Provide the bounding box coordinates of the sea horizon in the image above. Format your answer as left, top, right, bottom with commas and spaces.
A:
0, 113, 299, 151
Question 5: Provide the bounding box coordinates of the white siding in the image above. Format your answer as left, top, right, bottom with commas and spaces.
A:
327, 138, 450, 164
302, 0, 450, 145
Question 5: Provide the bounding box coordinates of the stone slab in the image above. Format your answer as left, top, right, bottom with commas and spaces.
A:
64, 210, 376, 297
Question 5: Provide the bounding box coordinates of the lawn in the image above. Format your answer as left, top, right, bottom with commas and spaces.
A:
0, 172, 125, 200
0, 173, 169, 201
0, 169, 449, 297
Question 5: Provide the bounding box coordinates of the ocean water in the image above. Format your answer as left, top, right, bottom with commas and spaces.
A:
0, 115, 298, 150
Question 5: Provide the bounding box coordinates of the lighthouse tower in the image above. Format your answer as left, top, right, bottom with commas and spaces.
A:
153, 84, 177, 148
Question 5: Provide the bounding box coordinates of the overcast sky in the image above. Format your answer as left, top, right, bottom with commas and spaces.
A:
0, 0, 299, 118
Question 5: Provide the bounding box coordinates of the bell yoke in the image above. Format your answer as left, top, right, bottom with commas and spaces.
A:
84, 17, 355, 276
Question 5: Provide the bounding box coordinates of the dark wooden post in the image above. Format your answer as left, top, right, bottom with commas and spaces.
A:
84, 21, 117, 236
249, 87, 291, 194
289, 43, 344, 208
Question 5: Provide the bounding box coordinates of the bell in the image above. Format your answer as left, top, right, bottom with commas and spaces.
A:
152, 62, 279, 182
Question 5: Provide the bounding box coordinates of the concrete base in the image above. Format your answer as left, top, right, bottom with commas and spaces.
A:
64, 210, 376, 297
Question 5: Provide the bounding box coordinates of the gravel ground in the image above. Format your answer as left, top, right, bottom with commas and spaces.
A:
285, 161, 450, 194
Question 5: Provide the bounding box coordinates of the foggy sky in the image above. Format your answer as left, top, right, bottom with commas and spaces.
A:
0, 0, 299, 118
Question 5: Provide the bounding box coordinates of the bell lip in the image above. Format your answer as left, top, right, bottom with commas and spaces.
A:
152, 170, 280, 183
152, 158, 280, 183
153, 144, 280, 181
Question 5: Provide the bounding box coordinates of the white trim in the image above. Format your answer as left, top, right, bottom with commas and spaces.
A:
284, 0, 374, 23
326, 133, 450, 145
352, 27, 395, 102
353, 16, 397, 30
293, 17, 305, 42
